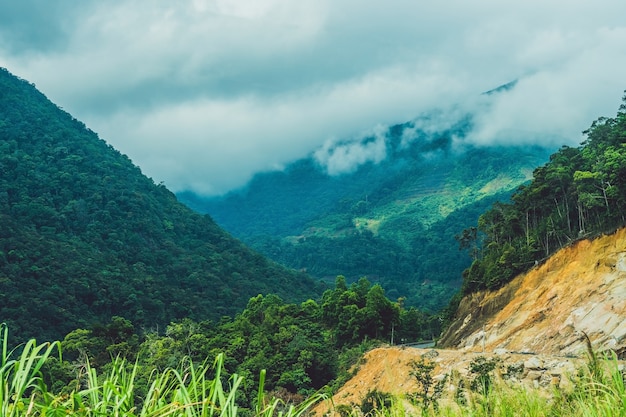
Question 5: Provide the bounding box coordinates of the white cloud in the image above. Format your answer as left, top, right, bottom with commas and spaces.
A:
467, 26, 626, 148
0, 0, 625, 195
315, 125, 388, 176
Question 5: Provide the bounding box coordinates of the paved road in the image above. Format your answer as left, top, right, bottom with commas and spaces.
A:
400, 340, 436, 349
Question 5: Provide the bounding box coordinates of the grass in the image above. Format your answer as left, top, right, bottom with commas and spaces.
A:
0, 324, 325, 416
1, 324, 60, 416
353, 372, 625, 417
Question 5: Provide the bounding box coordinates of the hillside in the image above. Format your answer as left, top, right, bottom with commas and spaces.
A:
0, 67, 320, 341
313, 346, 589, 415
180, 111, 552, 311
311, 97, 626, 413
314, 227, 626, 414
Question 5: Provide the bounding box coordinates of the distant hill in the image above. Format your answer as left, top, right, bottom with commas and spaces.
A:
179, 111, 553, 312
0, 67, 320, 341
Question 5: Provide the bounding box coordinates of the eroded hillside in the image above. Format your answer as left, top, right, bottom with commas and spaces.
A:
313, 346, 587, 415
440, 228, 626, 357
314, 228, 626, 414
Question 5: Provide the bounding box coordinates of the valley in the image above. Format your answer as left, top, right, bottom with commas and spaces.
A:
180, 124, 552, 312
1, 64, 626, 415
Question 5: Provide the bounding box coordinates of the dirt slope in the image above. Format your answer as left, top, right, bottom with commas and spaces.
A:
313, 346, 586, 415
440, 227, 626, 357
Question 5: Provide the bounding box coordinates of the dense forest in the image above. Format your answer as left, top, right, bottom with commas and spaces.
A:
0, 66, 441, 411
182, 115, 552, 312
458, 92, 626, 295
0, 67, 320, 341
24, 276, 438, 410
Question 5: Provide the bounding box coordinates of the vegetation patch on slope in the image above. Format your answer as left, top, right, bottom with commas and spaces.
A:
457, 92, 626, 295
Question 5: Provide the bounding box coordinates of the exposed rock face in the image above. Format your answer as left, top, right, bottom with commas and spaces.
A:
439, 228, 626, 358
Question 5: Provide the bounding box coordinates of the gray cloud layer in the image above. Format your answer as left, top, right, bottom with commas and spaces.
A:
1, 0, 625, 195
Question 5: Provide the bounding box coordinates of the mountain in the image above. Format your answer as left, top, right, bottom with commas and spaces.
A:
179, 112, 553, 312
0, 67, 320, 341
316, 94, 626, 413
452, 93, 626, 297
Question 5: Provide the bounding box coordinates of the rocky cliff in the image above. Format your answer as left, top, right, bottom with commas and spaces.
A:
439, 227, 626, 358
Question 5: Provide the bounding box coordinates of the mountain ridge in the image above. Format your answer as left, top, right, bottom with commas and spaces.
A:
0, 67, 320, 341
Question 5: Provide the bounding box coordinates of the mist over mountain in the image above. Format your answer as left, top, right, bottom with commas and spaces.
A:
0, 68, 320, 341
3, 2, 624, 197
179, 105, 554, 311
1, 2, 626, 408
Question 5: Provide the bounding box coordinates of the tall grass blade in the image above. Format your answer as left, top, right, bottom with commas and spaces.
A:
0, 323, 61, 417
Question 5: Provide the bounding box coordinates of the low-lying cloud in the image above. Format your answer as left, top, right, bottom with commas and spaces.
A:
315, 126, 388, 176
0, 0, 625, 195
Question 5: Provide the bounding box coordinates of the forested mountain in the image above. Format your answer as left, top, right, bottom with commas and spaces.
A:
0, 67, 320, 342
179, 112, 553, 312
458, 92, 626, 295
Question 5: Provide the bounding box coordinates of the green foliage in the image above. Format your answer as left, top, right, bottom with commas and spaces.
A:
31, 277, 434, 404
409, 356, 447, 413
1, 324, 326, 416
572, 351, 626, 417
461, 92, 626, 294
0, 323, 61, 417
62, 316, 140, 367
0, 67, 321, 342
360, 389, 393, 414
320, 277, 407, 346
4, 323, 626, 417
468, 356, 499, 395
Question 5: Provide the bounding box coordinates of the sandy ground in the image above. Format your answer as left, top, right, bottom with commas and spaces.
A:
312, 345, 590, 415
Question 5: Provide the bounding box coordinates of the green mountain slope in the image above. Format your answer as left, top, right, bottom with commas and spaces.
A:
0, 67, 320, 341
179, 113, 553, 312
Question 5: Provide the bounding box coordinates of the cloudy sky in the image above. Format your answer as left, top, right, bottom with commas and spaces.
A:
1, 1, 625, 195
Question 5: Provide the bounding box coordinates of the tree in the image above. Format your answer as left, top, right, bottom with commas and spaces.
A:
364, 284, 399, 340
455, 226, 478, 260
